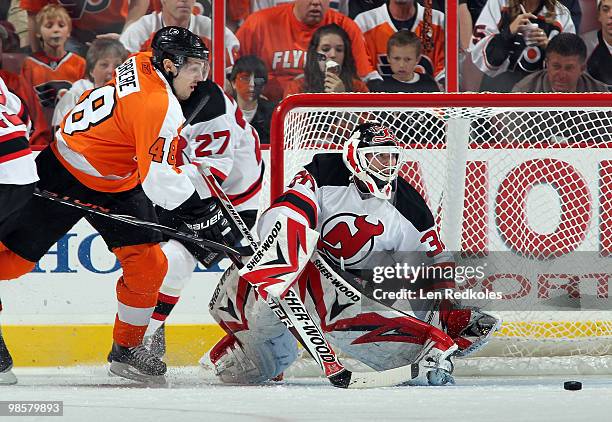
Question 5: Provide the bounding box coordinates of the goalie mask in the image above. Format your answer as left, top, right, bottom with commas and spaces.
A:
342, 122, 404, 200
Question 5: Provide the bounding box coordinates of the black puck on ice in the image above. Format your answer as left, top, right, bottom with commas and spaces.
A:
564, 381, 582, 391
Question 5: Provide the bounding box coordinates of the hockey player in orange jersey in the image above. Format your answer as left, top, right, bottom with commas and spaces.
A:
236, 0, 379, 102
0, 27, 230, 384
354, 0, 446, 85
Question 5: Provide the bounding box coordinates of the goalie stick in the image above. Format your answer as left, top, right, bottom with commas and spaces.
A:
200, 168, 426, 388
33, 189, 248, 257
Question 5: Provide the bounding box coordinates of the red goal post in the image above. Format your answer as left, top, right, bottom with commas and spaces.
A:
268, 92, 612, 374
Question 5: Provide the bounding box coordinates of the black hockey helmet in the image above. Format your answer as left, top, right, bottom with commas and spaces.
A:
151, 26, 209, 73
342, 122, 405, 199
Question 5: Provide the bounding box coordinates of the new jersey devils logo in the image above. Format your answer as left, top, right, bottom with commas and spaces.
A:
318, 213, 384, 266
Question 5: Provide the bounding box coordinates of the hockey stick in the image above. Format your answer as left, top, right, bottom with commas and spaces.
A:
200, 168, 424, 388
33, 189, 249, 257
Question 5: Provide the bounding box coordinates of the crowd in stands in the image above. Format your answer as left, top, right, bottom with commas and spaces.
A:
0, 0, 609, 147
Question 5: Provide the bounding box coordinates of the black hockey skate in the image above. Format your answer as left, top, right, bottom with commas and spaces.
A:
0, 326, 17, 385
142, 325, 166, 359
108, 342, 167, 384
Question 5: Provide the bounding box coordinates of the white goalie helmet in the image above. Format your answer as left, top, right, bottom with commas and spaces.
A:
342, 122, 405, 199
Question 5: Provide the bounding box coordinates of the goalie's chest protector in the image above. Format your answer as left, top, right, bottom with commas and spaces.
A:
316, 184, 423, 268
307, 155, 437, 270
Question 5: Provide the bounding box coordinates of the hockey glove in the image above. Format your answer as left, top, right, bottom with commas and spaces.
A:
181, 198, 238, 267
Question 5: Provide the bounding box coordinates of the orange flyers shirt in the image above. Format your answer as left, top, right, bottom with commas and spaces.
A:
53, 52, 196, 210
21, 0, 128, 36
21, 52, 86, 108
236, 3, 376, 102
354, 3, 446, 81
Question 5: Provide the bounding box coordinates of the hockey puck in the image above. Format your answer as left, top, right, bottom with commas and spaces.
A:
564, 381, 582, 391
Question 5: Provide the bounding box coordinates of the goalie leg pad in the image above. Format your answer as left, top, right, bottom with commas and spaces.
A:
206, 329, 298, 384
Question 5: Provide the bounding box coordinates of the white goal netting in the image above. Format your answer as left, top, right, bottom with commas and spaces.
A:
264, 93, 612, 375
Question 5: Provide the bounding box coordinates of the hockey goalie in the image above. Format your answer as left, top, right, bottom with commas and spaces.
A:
204, 122, 500, 386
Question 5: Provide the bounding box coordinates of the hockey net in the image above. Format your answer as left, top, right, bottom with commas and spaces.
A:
263, 93, 612, 376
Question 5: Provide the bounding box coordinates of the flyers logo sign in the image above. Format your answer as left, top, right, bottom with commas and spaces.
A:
318, 213, 384, 266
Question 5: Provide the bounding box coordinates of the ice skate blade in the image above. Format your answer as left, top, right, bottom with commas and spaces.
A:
0, 368, 18, 385
109, 361, 167, 386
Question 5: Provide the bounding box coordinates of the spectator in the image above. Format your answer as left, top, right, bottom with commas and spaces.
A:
467, 0, 578, 28
349, 0, 386, 19
354, 0, 446, 86
21, 5, 85, 110
583, 0, 611, 89
228, 55, 274, 144
0, 21, 20, 53
470, 0, 575, 92
512, 32, 608, 92
21, 0, 148, 55
284, 24, 369, 95
252, 0, 349, 16
371, 30, 439, 92
0, 24, 51, 145
236, 0, 378, 103
459, 0, 473, 53
119, 0, 239, 70
52, 38, 127, 131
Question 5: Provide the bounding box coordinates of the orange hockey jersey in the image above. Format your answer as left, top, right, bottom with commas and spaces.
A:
21, 52, 86, 108
53, 52, 199, 210
354, 3, 445, 81
21, 0, 129, 38
236, 3, 377, 102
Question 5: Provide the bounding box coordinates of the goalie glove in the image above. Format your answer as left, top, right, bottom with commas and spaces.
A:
437, 299, 501, 357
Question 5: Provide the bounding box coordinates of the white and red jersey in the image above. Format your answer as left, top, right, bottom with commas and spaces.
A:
177, 80, 263, 213
469, 0, 574, 77
354, 3, 446, 81
258, 154, 453, 274
0, 76, 38, 185
119, 12, 240, 68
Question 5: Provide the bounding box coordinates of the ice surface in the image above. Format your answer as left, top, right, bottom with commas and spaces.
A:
1, 366, 611, 422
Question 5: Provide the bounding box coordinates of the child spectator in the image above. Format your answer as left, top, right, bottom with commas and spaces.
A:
21, 0, 148, 54
52, 38, 127, 130
470, 0, 575, 92
0, 25, 50, 145
228, 55, 274, 145
284, 24, 369, 96
583, 0, 611, 90
354, 0, 446, 86
371, 30, 439, 92
512, 32, 608, 92
21, 4, 85, 109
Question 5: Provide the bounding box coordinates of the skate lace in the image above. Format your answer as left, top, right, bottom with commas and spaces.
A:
130, 345, 159, 365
